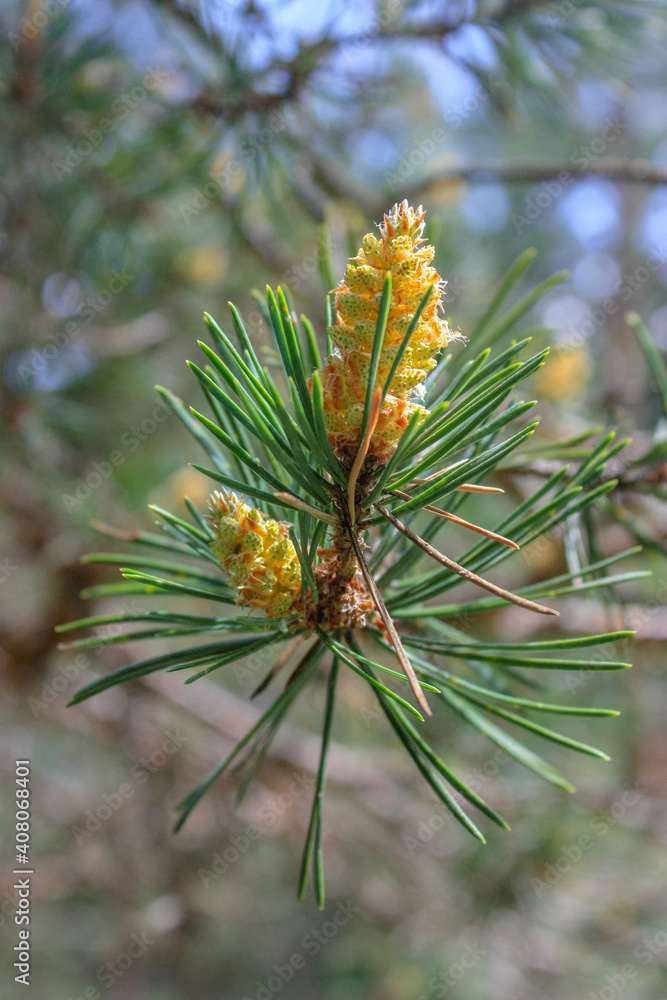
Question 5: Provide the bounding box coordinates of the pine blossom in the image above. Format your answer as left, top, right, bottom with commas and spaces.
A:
314, 200, 453, 466
207, 491, 301, 617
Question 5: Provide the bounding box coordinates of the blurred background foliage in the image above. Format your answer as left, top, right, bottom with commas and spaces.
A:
1, 0, 667, 997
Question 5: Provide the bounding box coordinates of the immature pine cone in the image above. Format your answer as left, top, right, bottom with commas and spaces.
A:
207, 491, 301, 617
313, 201, 452, 467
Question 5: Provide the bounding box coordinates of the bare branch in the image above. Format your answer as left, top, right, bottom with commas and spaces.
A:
307, 153, 667, 220
403, 157, 667, 201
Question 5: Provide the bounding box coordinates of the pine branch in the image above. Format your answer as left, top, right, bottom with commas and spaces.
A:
403, 157, 667, 199
60, 201, 638, 898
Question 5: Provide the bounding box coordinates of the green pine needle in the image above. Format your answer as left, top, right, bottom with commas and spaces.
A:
60, 246, 639, 901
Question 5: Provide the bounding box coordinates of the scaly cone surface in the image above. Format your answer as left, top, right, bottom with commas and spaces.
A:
207, 491, 301, 617
314, 201, 452, 467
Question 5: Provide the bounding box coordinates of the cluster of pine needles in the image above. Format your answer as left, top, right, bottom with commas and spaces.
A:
58, 208, 638, 906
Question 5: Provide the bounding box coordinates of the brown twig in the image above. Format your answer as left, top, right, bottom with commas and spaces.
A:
389, 490, 519, 549
347, 389, 382, 528
88, 519, 143, 541
308, 151, 667, 221
403, 157, 667, 201
375, 501, 558, 617
345, 511, 432, 717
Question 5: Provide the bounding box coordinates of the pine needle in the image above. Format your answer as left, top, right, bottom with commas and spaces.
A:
345, 511, 433, 716
273, 493, 341, 526
390, 489, 519, 549
375, 501, 558, 617
455, 484, 504, 495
